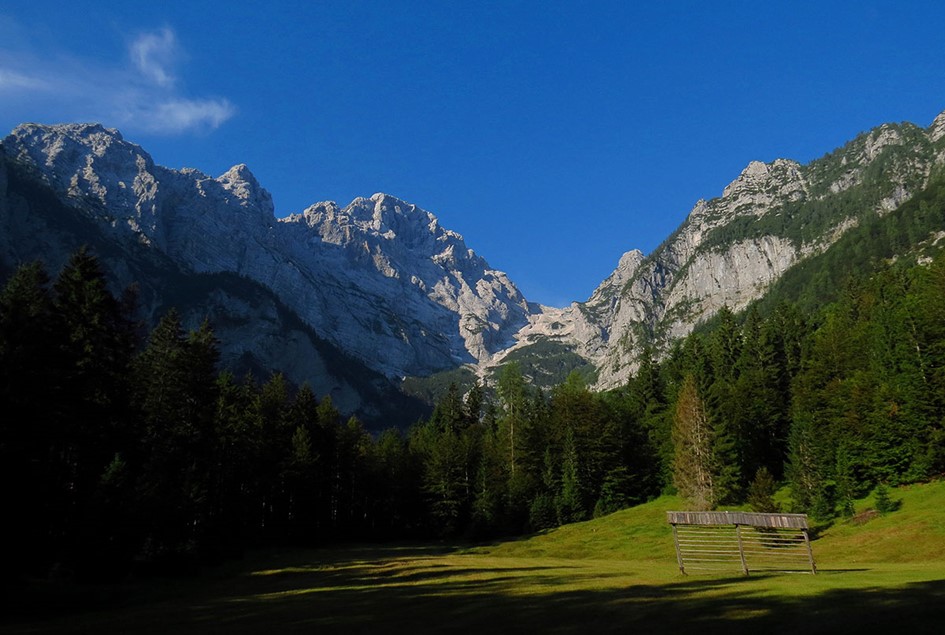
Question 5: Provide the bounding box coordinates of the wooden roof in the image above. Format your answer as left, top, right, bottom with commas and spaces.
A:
667, 511, 809, 529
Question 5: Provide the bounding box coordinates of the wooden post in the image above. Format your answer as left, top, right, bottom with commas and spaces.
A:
672, 523, 686, 574
803, 529, 817, 575
735, 523, 749, 576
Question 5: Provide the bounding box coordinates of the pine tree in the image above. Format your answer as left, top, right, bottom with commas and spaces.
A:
874, 483, 896, 514
208, 371, 258, 551
834, 441, 857, 517
556, 427, 585, 523
464, 380, 485, 427
527, 446, 559, 530
374, 428, 416, 535
132, 309, 220, 559
254, 373, 292, 540
430, 382, 465, 432
594, 466, 634, 517
284, 425, 316, 540
626, 347, 672, 489
746, 467, 779, 513
471, 424, 509, 535
785, 414, 825, 512
672, 374, 715, 510
51, 249, 138, 573
0, 261, 63, 579
496, 362, 526, 477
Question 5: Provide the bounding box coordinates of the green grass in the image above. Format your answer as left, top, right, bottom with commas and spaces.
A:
816, 480, 945, 564
469, 494, 682, 562
7, 482, 945, 634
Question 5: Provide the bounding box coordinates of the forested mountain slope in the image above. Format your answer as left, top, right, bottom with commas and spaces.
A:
501, 109, 945, 389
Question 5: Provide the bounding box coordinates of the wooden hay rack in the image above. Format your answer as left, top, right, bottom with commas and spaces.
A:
667, 511, 816, 576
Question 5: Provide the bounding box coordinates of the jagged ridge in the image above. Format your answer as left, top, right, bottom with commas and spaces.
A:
3, 107, 945, 400
1, 123, 531, 380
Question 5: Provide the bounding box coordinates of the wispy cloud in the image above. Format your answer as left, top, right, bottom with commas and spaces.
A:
129, 27, 178, 88
0, 26, 235, 135
0, 68, 50, 91
133, 97, 236, 134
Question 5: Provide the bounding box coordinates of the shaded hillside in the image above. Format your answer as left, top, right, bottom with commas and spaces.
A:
0, 152, 427, 429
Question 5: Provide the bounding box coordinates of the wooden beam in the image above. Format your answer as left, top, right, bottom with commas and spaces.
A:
803, 528, 817, 575
735, 523, 749, 576
671, 523, 686, 575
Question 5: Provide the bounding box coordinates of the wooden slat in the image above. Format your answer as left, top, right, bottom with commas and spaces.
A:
667, 511, 809, 529
669, 511, 816, 575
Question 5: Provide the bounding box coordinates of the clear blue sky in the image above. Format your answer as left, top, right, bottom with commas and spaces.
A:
2, 1, 945, 307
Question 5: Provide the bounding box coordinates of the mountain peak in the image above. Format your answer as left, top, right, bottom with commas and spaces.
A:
11, 122, 122, 141
587, 248, 644, 303
216, 163, 274, 216
370, 192, 406, 205
4, 122, 141, 167
931, 109, 945, 143
2, 122, 157, 212
723, 158, 803, 197
717, 157, 806, 219
221, 163, 256, 181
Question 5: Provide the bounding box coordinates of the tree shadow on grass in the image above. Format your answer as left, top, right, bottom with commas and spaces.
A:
7, 546, 945, 634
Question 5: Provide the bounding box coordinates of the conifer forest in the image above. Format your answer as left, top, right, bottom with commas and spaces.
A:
4, 244, 945, 583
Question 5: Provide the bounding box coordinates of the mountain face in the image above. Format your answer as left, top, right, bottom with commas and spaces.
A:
0, 123, 529, 417
3, 109, 945, 407
495, 110, 945, 388
0, 143, 430, 428
279, 195, 530, 375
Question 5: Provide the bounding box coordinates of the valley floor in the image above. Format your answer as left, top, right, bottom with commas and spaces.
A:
8, 482, 945, 634
7, 548, 945, 634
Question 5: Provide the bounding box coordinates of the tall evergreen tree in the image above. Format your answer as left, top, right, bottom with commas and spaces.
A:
52, 249, 138, 573
496, 362, 526, 478
0, 261, 63, 579
556, 427, 585, 524
672, 374, 715, 510
132, 309, 220, 560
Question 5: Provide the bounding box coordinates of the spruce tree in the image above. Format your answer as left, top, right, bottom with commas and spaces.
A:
0, 261, 62, 579
556, 427, 585, 523
52, 249, 138, 572
496, 362, 526, 477
746, 467, 779, 513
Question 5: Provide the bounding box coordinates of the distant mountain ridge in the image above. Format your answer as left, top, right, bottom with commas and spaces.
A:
2, 109, 945, 409
497, 109, 945, 388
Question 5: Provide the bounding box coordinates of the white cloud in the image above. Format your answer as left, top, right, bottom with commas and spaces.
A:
129, 28, 177, 88
139, 97, 237, 134
0, 26, 235, 135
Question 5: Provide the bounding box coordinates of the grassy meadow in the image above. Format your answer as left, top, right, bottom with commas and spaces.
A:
7, 481, 945, 634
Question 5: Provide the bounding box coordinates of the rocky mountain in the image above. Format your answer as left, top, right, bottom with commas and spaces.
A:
1, 123, 531, 378
0, 145, 431, 428
496, 109, 945, 388
0, 122, 532, 422
3, 108, 945, 410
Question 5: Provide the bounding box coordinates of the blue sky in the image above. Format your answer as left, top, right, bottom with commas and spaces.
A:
2, 1, 945, 307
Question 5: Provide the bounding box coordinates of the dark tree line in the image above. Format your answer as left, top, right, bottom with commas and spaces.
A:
0, 250, 418, 582
5, 246, 945, 583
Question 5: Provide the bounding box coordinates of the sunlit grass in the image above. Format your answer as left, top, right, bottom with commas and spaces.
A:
7, 482, 945, 633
